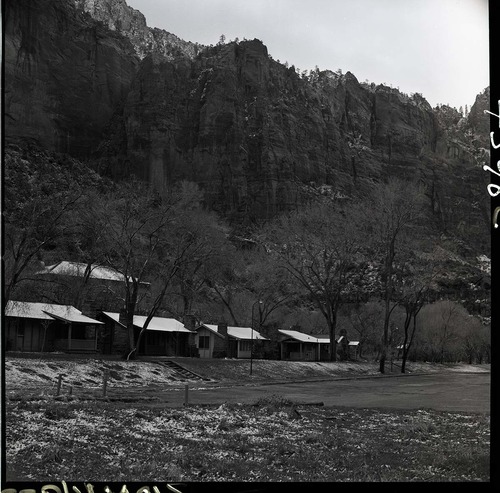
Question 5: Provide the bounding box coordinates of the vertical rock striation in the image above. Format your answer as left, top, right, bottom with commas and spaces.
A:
4, 0, 139, 158
4, 0, 490, 234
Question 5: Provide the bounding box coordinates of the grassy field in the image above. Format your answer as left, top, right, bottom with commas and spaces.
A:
4, 357, 491, 482
5, 394, 490, 482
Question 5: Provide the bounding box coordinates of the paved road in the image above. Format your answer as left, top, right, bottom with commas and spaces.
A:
155, 372, 490, 413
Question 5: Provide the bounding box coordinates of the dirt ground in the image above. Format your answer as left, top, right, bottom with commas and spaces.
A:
4, 356, 491, 482
4, 354, 490, 408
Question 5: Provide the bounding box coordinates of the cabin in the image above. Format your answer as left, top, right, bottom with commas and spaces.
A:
34, 261, 150, 317
279, 329, 360, 361
195, 323, 267, 359
99, 312, 195, 357
36, 261, 129, 282
278, 329, 320, 361
4, 301, 103, 353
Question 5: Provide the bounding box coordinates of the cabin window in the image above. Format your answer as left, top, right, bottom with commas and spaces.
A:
240, 340, 252, 352
198, 336, 210, 349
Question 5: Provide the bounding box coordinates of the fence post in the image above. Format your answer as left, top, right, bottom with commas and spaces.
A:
56, 374, 63, 396
103, 370, 109, 397
184, 384, 189, 406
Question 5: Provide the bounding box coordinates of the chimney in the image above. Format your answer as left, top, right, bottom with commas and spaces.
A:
218, 322, 228, 338
183, 314, 197, 332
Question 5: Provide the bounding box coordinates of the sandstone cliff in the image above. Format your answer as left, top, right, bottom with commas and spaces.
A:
4, 0, 139, 158
72, 0, 203, 60
4, 0, 491, 247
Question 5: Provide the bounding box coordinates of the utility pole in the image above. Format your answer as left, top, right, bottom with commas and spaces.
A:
250, 300, 262, 375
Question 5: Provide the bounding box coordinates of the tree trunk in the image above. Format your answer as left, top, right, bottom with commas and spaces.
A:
328, 309, 337, 362
401, 334, 409, 374
380, 239, 395, 374
130, 275, 175, 360
400, 311, 412, 374
73, 262, 93, 311
401, 353, 407, 373
380, 288, 390, 373
135, 327, 147, 358
125, 287, 139, 360
379, 351, 386, 373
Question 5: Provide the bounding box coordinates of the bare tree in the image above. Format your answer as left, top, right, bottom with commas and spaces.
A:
240, 248, 293, 327
3, 150, 84, 308
344, 301, 384, 359
397, 267, 432, 373
261, 201, 366, 361
417, 301, 472, 362
169, 183, 233, 318
361, 178, 425, 373
97, 180, 178, 357
95, 180, 232, 359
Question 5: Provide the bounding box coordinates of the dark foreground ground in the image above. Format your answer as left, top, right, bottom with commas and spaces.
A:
4, 357, 491, 482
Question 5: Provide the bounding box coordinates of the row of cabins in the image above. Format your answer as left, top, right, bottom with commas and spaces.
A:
3, 261, 359, 360
4, 301, 359, 361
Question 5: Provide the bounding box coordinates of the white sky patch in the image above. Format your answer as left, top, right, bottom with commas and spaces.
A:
126, 0, 489, 109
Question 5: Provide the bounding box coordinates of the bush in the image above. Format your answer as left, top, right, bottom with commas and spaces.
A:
212, 350, 227, 358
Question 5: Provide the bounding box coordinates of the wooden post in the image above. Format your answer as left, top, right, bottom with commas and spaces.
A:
103, 370, 109, 397
56, 374, 63, 396
184, 384, 189, 406
68, 323, 72, 351
68, 386, 73, 396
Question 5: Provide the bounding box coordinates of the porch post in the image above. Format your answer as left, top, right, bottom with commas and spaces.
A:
94, 325, 98, 351
68, 323, 72, 351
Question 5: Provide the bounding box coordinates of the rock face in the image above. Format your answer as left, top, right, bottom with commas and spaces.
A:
4, 0, 491, 239
4, 0, 139, 159
104, 49, 441, 217
72, 0, 203, 60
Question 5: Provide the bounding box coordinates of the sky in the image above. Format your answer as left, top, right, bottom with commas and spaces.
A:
126, 0, 489, 110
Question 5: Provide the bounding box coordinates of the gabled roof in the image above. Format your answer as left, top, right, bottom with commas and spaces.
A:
279, 330, 359, 345
316, 336, 331, 344
133, 315, 191, 333
5, 301, 103, 325
36, 261, 125, 281
36, 261, 149, 285
195, 323, 224, 338
278, 329, 319, 343
101, 312, 191, 333
201, 324, 267, 340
